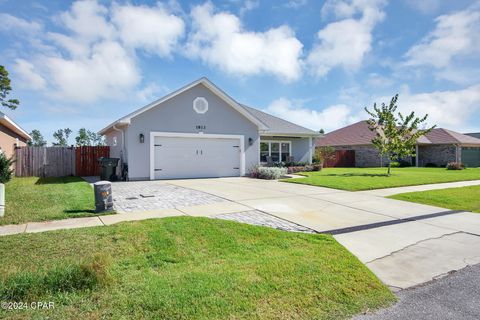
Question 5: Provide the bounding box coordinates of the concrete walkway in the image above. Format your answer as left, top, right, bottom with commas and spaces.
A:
2, 177, 480, 291
358, 179, 480, 197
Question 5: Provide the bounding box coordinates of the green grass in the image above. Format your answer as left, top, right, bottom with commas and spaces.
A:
2, 176, 97, 225
283, 167, 480, 191
0, 217, 395, 319
390, 185, 480, 213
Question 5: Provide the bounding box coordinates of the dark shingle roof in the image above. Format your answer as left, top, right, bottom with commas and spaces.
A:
240, 105, 318, 136
466, 132, 480, 139
317, 120, 480, 146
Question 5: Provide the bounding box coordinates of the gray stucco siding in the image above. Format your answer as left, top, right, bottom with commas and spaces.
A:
125, 83, 260, 180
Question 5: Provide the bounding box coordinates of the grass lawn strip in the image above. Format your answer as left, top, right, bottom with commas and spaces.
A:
0, 217, 395, 319
283, 167, 480, 191
2, 177, 97, 226
390, 185, 480, 213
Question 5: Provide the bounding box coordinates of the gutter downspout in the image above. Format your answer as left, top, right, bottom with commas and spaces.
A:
113, 125, 126, 178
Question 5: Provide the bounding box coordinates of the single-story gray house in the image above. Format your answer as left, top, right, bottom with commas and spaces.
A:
317, 120, 480, 168
99, 78, 318, 180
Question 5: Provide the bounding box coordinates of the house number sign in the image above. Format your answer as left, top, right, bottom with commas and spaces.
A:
196, 125, 206, 130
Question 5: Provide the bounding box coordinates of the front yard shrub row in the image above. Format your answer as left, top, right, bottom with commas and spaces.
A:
446, 162, 465, 170
250, 166, 287, 179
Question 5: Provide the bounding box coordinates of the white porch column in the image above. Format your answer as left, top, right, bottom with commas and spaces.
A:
309, 137, 313, 164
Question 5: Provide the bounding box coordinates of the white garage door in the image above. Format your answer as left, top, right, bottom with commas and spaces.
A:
153, 136, 241, 179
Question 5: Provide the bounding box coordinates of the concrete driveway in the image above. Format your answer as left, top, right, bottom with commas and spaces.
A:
163, 177, 480, 290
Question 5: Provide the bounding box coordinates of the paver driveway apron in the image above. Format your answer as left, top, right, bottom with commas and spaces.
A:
164, 177, 480, 290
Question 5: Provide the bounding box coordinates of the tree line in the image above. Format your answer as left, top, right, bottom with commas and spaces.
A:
28, 128, 105, 147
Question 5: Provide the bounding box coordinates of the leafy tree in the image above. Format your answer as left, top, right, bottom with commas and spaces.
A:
75, 128, 106, 146
314, 146, 336, 167
319, 128, 325, 134
0, 152, 14, 183
365, 94, 435, 175
52, 128, 72, 146
0, 65, 19, 110
27, 129, 47, 147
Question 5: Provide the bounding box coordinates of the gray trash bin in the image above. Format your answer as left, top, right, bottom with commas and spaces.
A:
99, 157, 119, 181
94, 181, 114, 213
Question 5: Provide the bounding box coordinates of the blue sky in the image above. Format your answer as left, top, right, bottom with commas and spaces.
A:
0, 0, 479, 144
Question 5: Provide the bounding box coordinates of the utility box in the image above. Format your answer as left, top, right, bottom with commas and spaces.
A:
99, 157, 119, 181
94, 181, 114, 213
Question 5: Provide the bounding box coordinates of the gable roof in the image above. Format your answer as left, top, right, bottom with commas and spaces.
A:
98, 77, 267, 135
317, 121, 375, 146
240, 105, 317, 136
317, 120, 480, 147
0, 112, 31, 141
98, 77, 317, 137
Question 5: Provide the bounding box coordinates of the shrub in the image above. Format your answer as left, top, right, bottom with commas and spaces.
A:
398, 159, 412, 167
446, 162, 465, 170
312, 164, 322, 171
249, 166, 287, 180
287, 165, 314, 174
0, 152, 14, 183
0, 254, 111, 300
425, 162, 438, 168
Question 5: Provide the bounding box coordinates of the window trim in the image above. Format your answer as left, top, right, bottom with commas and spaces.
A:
260, 140, 292, 163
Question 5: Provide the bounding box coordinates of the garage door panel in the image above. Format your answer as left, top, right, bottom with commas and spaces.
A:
462, 147, 480, 168
153, 136, 241, 179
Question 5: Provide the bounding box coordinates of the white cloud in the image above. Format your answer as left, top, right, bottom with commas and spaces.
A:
405, 0, 442, 15
112, 3, 185, 57
308, 0, 386, 77
285, 0, 308, 9
186, 2, 303, 81
12, 59, 47, 90
404, 8, 480, 68
43, 41, 140, 102
395, 84, 480, 130
3, 0, 186, 103
264, 97, 358, 132
239, 0, 259, 15
0, 13, 42, 35
56, 0, 115, 43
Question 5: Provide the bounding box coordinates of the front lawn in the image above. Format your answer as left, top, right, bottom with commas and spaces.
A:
2, 176, 96, 225
390, 185, 480, 213
284, 167, 480, 191
0, 217, 395, 319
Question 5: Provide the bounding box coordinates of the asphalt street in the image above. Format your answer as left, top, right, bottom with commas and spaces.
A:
355, 263, 480, 320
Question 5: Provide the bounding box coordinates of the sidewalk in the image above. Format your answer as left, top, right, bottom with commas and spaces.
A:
358, 180, 480, 197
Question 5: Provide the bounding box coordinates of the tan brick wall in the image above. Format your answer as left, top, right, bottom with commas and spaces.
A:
0, 124, 28, 158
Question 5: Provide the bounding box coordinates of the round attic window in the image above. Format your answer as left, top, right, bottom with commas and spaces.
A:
193, 97, 208, 114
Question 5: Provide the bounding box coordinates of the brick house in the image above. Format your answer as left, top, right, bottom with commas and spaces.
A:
0, 112, 31, 158
317, 121, 480, 168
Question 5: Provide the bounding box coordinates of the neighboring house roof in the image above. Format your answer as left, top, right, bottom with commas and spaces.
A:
240, 105, 317, 136
317, 120, 480, 147
466, 132, 480, 139
0, 112, 31, 141
98, 77, 317, 137
317, 121, 375, 146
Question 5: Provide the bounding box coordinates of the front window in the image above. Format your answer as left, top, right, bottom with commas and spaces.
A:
260, 142, 269, 162
260, 141, 291, 163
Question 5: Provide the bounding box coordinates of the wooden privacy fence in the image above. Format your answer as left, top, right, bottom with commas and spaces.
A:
15, 146, 110, 177
324, 150, 356, 168
75, 146, 110, 176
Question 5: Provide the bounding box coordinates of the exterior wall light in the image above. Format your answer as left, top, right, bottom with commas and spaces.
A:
248, 137, 253, 146
139, 133, 145, 143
